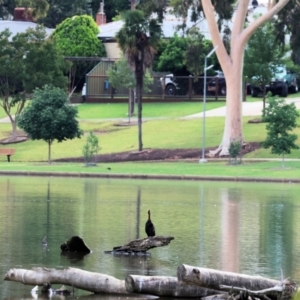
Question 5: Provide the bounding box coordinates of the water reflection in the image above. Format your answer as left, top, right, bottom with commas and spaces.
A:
0, 176, 299, 299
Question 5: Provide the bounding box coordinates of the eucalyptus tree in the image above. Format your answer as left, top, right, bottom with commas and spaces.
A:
275, 1, 300, 64
116, 10, 162, 151
170, 0, 291, 156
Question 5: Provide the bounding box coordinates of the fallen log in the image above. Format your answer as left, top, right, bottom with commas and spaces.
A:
220, 278, 298, 300
4, 267, 127, 294
105, 236, 174, 254
177, 265, 280, 291
125, 275, 226, 298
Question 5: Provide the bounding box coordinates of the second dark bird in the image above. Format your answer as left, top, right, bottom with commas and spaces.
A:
145, 210, 155, 237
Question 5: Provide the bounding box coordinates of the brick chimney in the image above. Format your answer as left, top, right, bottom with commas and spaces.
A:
13, 7, 33, 22
96, 2, 106, 25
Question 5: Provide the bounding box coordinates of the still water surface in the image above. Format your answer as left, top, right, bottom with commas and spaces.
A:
0, 176, 299, 300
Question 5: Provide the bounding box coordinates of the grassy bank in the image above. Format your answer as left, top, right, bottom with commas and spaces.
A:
1, 100, 300, 170
0, 160, 300, 181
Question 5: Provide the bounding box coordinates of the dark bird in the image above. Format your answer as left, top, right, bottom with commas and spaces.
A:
145, 210, 155, 237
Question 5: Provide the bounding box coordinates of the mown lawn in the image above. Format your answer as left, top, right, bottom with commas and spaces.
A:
1, 100, 300, 167
76, 101, 226, 119
0, 160, 299, 180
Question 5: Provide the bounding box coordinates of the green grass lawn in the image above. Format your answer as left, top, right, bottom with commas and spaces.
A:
76, 102, 226, 119
1, 99, 300, 178
0, 160, 299, 180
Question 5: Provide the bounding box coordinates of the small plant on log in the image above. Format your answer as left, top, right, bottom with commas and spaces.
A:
228, 140, 242, 165
82, 131, 100, 166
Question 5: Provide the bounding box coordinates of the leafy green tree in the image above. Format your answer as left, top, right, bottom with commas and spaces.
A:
138, 0, 169, 22
51, 15, 104, 57
156, 34, 188, 76
116, 10, 161, 151
244, 19, 286, 112
0, 26, 69, 140
262, 95, 299, 168
51, 15, 106, 91
17, 85, 83, 164
0, 0, 16, 19
82, 131, 100, 166
185, 28, 216, 79
275, 1, 300, 64
228, 140, 242, 165
90, 0, 128, 23
15, 0, 49, 19
156, 32, 216, 77
107, 57, 153, 117
40, 0, 92, 28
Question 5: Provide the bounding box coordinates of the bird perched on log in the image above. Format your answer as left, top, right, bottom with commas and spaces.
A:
145, 210, 155, 237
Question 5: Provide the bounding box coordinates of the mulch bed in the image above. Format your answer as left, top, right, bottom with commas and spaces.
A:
55, 142, 261, 163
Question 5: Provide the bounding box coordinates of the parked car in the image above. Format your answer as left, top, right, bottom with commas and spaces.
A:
207, 71, 227, 96
160, 74, 179, 95
250, 66, 299, 97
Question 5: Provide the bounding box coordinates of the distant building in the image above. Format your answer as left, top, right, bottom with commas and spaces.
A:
0, 7, 53, 39
96, 4, 268, 59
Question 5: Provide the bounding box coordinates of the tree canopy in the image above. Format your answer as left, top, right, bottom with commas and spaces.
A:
244, 18, 287, 107
17, 85, 83, 163
0, 26, 69, 139
156, 31, 217, 77
262, 95, 299, 168
51, 14, 105, 57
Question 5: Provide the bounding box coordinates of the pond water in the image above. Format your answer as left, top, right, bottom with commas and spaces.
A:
0, 176, 300, 300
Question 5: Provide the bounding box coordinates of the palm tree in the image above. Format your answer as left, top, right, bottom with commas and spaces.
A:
116, 10, 162, 151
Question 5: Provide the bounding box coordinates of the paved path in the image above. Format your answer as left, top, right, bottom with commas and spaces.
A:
182, 98, 300, 119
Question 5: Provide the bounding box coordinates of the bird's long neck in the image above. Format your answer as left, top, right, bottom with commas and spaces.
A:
148, 212, 151, 220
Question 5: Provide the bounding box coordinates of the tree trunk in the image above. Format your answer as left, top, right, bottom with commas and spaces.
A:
177, 265, 280, 291
203, 0, 291, 157
105, 236, 174, 254
135, 55, 144, 152
48, 140, 52, 164
282, 153, 285, 168
4, 267, 128, 294
11, 119, 17, 139
125, 275, 225, 297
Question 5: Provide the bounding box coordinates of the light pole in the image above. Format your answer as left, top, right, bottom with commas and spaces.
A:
200, 45, 218, 163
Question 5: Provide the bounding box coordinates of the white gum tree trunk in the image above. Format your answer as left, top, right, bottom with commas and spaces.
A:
202, 0, 291, 156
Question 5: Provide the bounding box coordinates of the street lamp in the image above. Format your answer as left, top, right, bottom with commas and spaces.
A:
200, 45, 218, 163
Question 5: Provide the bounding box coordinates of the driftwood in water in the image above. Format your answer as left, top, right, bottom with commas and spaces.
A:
60, 236, 91, 253
4, 267, 127, 294
125, 275, 226, 298
177, 264, 280, 291
105, 236, 174, 254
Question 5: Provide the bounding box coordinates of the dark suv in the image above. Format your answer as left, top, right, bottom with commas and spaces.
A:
207, 71, 227, 96
250, 66, 299, 97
